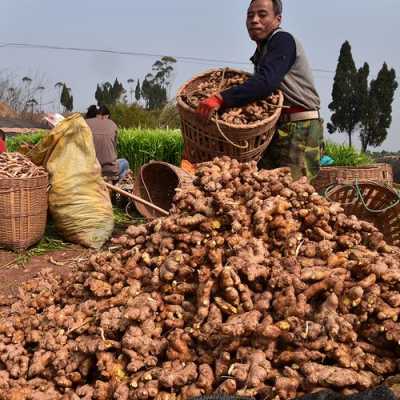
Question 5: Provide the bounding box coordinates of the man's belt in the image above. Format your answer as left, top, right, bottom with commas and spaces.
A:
280, 110, 320, 123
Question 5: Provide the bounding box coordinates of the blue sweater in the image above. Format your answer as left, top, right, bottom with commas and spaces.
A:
221, 31, 297, 108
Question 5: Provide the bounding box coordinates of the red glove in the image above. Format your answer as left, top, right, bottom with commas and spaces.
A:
196, 95, 224, 119
0, 138, 6, 153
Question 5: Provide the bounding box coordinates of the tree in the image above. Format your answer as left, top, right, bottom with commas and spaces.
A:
328, 41, 359, 147
22, 76, 33, 112
22, 76, 32, 86
355, 63, 370, 150
127, 78, 134, 104
359, 63, 398, 152
54, 81, 64, 112
112, 78, 125, 103
95, 78, 126, 106
60, 84, 73, 112
140, 57, 177, 110
0, 71, 46, 114
152, 56, 176, 91
66, 91, 74, 112
37, 85, 45, 112
26, 98, 37, 115
140, 77, 152, 109
95, 84, 105, 106
6, 87, 16, 108
135, 80, 141, 103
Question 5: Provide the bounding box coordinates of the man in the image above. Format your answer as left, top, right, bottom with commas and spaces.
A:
197, 0, 323, 181
86, 106, 129, 181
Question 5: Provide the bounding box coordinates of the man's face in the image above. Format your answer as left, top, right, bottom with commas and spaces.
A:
246, 0, 282, 43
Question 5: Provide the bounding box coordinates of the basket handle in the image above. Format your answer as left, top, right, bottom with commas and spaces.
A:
215, 117, 249, 149
325, 179, 400, 214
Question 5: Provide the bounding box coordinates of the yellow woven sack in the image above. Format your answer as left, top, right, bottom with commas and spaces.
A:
28, 113, 114, 248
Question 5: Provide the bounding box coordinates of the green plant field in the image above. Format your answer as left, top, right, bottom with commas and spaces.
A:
6, 131, 46, 152
324, 142, 374, 167
7, 128, 184, 172
117, 128, 184, 172
8, 132, 377, 172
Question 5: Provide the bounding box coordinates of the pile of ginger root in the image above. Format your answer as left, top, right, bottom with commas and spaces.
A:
180, 69, 281, 125
2, 157, 400, 399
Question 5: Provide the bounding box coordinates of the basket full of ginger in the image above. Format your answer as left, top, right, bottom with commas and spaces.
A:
176, 68, 284, 163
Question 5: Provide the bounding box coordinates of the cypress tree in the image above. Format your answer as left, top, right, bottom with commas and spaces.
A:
360, 63, 398, 152
328, 41, 359, 147
135, 80, 141, 103
66, 93, 73, 112
95, 84, 104, 107
60, 84, 70, 112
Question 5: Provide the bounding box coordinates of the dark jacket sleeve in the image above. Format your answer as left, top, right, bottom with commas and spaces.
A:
221, 31, 296, 108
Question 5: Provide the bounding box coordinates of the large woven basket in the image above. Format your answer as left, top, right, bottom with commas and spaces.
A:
0, 174, 48, 251
313, 163, 393, 193
133, 161, 193, 220
325, 180, 400, 247
176, 68, 284, 163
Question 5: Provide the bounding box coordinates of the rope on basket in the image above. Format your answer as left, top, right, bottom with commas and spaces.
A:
140, 167, 156, 215
214, 67, 249, 150
325, 179, 400, 214
215, 117, 249, 149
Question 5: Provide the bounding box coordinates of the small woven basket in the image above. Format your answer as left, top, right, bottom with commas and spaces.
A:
313, 163, 393, 193
176, 68, 284, 163
133, 161, 193, 220
325, 180, 400, 247
0, 174, 48, 251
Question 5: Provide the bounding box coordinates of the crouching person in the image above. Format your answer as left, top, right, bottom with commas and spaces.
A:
86, 105, 129, 181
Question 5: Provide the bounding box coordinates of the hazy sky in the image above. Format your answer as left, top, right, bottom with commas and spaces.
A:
1, 0, 399, 150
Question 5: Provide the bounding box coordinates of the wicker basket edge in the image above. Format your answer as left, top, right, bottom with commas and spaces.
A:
176, 67, 284, 130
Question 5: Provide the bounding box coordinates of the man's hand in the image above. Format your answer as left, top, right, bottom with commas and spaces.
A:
196, 95, 224, 120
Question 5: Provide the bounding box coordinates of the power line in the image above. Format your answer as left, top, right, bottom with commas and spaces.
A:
1, 42, 252, 66
0, 42, 335, 74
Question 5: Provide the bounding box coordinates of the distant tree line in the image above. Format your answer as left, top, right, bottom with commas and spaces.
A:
94, 56, 177, 111
0, 72, 74, 114
328, 41, 397, 152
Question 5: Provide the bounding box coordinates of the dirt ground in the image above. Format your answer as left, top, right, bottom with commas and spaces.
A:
0, 207, 135, 303
0, 245, 91, 300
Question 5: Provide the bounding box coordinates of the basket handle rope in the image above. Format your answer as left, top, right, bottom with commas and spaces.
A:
140, 167, 155, 206
214, 117, 249, 149
325, 179, 400, 214
212, 68, 249, 150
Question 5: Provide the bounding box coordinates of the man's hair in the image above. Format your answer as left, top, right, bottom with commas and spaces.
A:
98, 105, 111, 116
250, 0, 283, 16
86, 104, 98, 119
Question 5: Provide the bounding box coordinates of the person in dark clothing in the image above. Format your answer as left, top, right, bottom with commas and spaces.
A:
86, 105, 129, 180
197, 0, 323, 181
85, 105, 98, 119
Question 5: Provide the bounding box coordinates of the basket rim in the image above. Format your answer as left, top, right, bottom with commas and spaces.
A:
319, 163, 390, 172
133, 161, 187, 220
176, 67, 284, 130
0, 172, 48, 181
325, 179, 399, 198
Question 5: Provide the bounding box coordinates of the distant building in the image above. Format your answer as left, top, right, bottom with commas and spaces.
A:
0, 118, 49, 138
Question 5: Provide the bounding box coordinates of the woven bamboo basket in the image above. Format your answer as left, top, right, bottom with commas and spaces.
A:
313, 163, 393, 193
176, 68, 284, 163
0, 174, 48, 251
325, 180, 400, 247
133, 161, 193, 220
